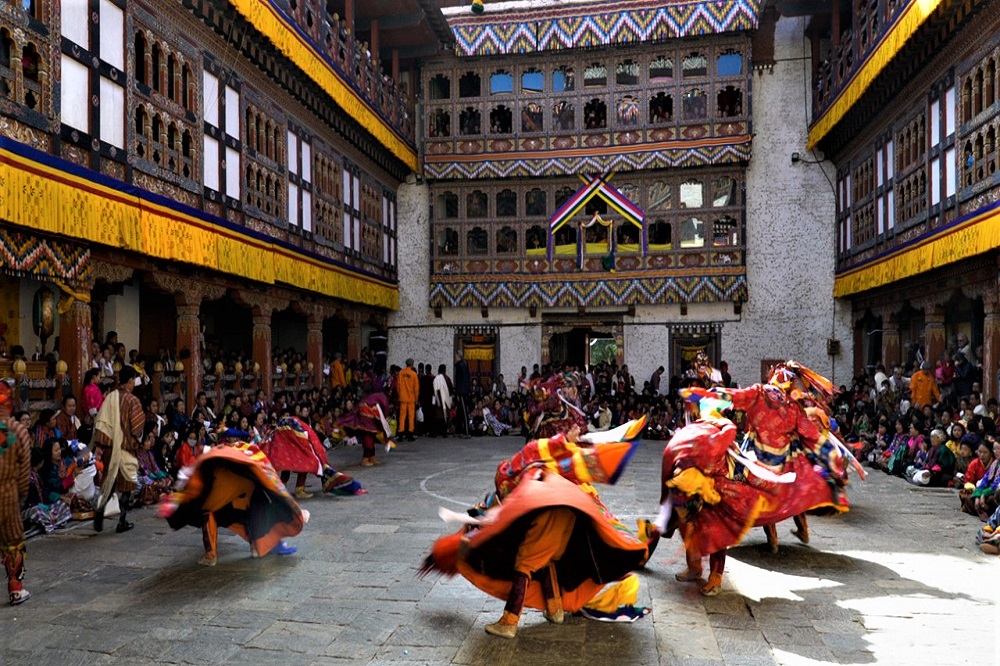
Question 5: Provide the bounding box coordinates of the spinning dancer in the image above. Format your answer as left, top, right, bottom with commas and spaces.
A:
262, 416, 365, 496
421, 419, 653, 638
159, 439, 307, 566
524, 373, 588, 440
337, 392, 393, 467
655, 363, 860, 595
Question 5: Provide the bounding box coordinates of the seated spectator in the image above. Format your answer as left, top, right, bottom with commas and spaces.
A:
909, 428, 955, 487
166, 398, 191, 435
174, 425, 203, 471
589, 400, 612, 433
39, 438, 73, 502
946, 422, 966, 457
905, 435, 932, 482
483, 401, 511, 436
54, 395, 81, 441
32, 410, 58, 450
875, 418, 909, 474
961, 439, 994, 515
970, 435, 1000, 521
21, 448, 72, 535
136, 423, 172, 505
954, 434, 977, 480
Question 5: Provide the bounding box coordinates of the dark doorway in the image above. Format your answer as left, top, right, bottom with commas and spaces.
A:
323, 317, 347, 359
200, 297, 252, 362
548, 328, 588, 370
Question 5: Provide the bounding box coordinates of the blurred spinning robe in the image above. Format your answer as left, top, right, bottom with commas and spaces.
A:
261, 417, 363, 495
525, 376, 588, 439
422, 421, 652, 625
159, 442, 306, 557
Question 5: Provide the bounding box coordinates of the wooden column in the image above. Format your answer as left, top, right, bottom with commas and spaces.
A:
881, 313, 901, 369
307, 309, 324, 388
252, 308, 273, 398
983, 285, 1000, 402
347, 313, 363, 362
233, 290, 289, 399
148, 273, 225, 407
924, 305, 947, 368
57, 284, 92, 399
176, 297, 201, 407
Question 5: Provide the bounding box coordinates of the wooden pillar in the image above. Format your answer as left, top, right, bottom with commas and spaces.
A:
253, 308, 273, 399
347, 315, 362, 363
881, 313, 901, 369
853, 322, 864, 378
832, 0, 840, 51
57, 288, 92, 399
307, 311, 324, 388
924, 305, 947, 368
176, 298, 201, 407
983, 287, 1000, 402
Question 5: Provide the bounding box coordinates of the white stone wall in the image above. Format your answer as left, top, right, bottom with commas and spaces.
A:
392, 16, 855, 390
389, 179, 543, 377
725, 14, 854, 388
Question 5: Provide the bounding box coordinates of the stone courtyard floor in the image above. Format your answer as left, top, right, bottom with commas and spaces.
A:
1, 433, 996, 665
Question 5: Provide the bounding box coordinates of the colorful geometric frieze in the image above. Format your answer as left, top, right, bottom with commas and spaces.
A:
430, 273, 747, 308
0, 137, 398, 310
424, 137, 752, 179
227, 0, 419, 171
0, 227, 91, 282
833, 196, 1000, 298
447, 0, 762, 57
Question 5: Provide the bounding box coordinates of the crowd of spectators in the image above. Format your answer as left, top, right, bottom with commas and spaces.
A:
18, 326, 1000, 557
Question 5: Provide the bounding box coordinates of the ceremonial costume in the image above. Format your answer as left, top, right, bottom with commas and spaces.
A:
0, 385, 32, 605
159, 441, 307, 564
421, 419, 652, 638
262, 417, 365, 495
524, 374, 588, 440
659, 363, 858, 595
337, 392, 393, 466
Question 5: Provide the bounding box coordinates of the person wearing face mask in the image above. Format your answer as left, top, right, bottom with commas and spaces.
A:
90, 366, 145, 534
174, 426, 203, 471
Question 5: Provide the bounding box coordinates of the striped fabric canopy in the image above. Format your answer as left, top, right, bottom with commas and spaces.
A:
549, 173, 645, 232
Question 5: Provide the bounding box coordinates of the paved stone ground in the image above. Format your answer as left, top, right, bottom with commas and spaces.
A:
1, 434, 997, 665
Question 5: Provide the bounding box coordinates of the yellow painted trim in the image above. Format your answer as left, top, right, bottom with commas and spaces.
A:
0, 146, 398, 310
807, 0, 943, 150
833, 203, 1000, 297
229, 0, 419, 172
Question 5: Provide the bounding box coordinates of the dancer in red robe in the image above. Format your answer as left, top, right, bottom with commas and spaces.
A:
657, 362, 859, 596
261, 416, 365, 496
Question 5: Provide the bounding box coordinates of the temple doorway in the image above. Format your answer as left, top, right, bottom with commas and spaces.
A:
542, 318, 623, 370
